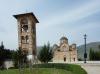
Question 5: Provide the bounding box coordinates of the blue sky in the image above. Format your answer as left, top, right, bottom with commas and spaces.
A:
0, 0, 100, 50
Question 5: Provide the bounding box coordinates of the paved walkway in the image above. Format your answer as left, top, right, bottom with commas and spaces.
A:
79, 63, 100, 74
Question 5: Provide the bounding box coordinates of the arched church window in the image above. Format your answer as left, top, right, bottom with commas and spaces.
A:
62, 45, 66, 51
22, 25, 28, 32
21, 36, 25, 43
21, 36, 24, 40
25, 35, 29, 43
20, 18, 28, 32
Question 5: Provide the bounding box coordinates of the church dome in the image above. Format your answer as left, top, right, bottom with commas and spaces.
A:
60, 36, 68, 44
60, 36, 68, 40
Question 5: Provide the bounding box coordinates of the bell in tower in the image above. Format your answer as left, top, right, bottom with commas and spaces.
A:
13, 12, 39, 57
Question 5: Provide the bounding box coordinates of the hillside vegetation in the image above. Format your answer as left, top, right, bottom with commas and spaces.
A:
77, 42, 100, 60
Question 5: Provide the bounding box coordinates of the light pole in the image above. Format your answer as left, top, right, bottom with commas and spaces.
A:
84, 34, 87, 63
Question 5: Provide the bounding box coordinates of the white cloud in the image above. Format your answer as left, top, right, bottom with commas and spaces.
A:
64, 22, 100, 45
0, 0, 100, 49
37, 0, 100, 46
38, 1, 100, 30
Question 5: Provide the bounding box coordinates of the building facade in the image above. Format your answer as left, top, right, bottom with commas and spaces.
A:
53, 37, 77, 63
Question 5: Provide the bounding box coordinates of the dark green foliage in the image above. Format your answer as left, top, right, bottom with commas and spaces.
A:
0, 43, 13, 69
0, 42, 28, 69
0, 44, 4, 69
98, 45, 100, 50
77, 42, 100, 60
12, 47, 28, 68
38, 42, 53, 63
89, 48, 100, 60
89, 48, 93, 60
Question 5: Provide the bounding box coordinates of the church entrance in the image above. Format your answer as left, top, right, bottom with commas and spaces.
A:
64, 57, 66, 62
73, 58, 75, 61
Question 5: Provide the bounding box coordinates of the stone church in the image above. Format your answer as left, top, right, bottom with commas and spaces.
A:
53, 36, 77, 63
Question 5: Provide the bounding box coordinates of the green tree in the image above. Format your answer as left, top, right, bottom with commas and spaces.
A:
0, 43, 5, 69
98, 45, 100, 50
89, 48, 100, 60
12, 47, 27, 68
38, 42, 53, 63
95, 51, 100, 60
89, 48, 93, 60
0, 42, 13, 69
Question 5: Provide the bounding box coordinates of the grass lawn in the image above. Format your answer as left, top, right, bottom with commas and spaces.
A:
0, 63, 87, 74
0, 68, 73, 74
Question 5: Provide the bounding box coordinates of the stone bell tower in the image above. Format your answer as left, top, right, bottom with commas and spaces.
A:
14, 12, 39, 56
